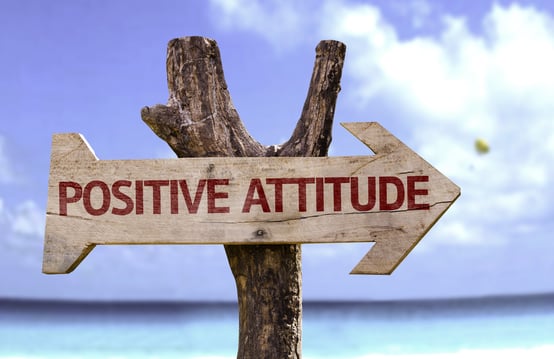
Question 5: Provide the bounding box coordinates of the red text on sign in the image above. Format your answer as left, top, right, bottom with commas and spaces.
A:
58, 176, 428, 216
58, 179, 230, 216
241, 176, 429, 213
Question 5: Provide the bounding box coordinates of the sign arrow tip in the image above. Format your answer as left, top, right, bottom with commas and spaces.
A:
341, 122, 461, 275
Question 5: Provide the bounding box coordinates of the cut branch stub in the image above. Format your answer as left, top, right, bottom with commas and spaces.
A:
141, 36, 265, 158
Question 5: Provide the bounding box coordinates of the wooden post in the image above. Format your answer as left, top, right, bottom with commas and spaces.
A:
141, 36, 345, 359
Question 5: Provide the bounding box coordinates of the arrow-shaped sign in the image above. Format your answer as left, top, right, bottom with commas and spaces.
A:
43, 122, 460, 275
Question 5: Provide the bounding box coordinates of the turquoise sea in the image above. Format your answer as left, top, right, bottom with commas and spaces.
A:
1, 293, 553, 358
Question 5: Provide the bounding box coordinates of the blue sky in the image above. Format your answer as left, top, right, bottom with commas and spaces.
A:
1, 0, 553, 301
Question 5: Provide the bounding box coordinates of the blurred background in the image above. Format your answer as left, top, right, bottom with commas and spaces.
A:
1, 0, 553, 358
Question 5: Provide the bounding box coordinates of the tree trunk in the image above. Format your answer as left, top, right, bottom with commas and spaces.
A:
141, 36, 345, 359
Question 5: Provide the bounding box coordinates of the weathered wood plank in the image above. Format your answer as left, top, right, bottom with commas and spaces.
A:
43, 122, 459, 274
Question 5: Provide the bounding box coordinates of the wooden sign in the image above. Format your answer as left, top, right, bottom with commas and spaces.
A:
43, 122, 460, 275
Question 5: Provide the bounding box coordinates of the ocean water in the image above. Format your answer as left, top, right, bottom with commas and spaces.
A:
1, 294, 553, 358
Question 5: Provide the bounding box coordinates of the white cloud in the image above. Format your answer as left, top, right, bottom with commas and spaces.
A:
0, 198, 45, 251
209, 0, 554, 248
210, 0, 315, 50
0, 135, 44, 253
11, 200, 44, 237
321, 3, 554, 247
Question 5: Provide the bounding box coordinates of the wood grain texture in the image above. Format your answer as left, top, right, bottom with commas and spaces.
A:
44, 122, 460, 275
141, 37, 345, 359
141, 37, 265, 158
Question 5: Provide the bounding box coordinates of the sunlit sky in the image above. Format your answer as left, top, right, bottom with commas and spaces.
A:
1, 0, 553, 301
